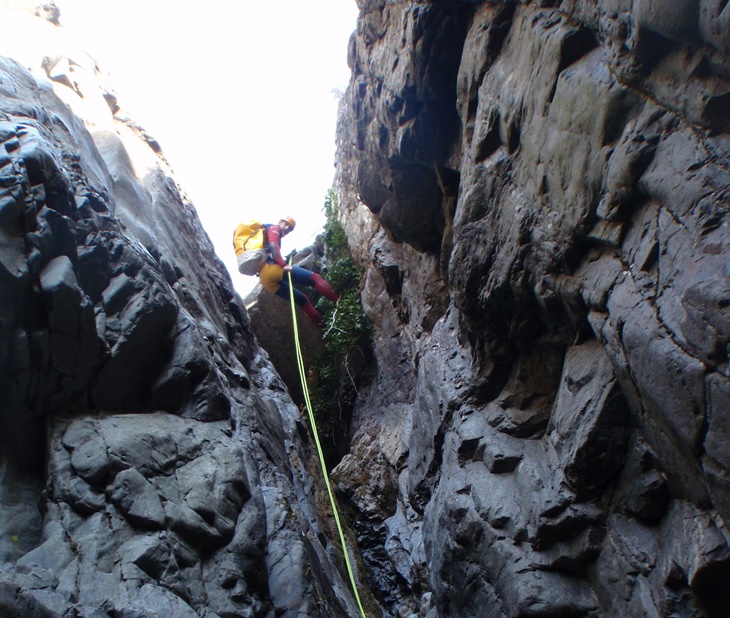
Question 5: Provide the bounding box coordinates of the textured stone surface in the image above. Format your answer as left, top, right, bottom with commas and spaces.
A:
0, 5, 366, 617
3, 1, 730, 617
334, 0, 730, 616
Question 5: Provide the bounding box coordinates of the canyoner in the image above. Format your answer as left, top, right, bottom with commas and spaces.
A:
233, 216, 340, 327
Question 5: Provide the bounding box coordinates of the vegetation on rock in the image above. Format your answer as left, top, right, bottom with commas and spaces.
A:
309, 189, 371, 464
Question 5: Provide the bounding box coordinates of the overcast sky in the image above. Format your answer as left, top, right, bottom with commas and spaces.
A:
53, 0, 359, 296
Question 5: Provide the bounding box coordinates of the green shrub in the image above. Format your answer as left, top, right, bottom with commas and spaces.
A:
308, 190, 371, 457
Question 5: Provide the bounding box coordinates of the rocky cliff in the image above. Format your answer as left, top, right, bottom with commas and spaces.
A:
1, 2, 730, 618
0, 5, 365, 617
332, 0, 730, 616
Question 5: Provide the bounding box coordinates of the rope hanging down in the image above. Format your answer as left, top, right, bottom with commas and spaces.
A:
287, 266, 367, 618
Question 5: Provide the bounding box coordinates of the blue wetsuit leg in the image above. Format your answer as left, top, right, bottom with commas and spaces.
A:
275, 277, 308, 306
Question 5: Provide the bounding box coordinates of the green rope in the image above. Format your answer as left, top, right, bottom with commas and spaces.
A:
287, 266, 367, 618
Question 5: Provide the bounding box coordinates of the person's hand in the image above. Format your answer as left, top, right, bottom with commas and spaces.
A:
283, 265, 293, 273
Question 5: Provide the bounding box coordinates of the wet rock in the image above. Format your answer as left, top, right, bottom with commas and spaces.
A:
0, 20, 367, 616
334, 0, 730, 615
92, 273, 178, 409
39, 255, 98, 395
109, 469, 166, 529
549, 339, 631, 499
4, 1, 730, 616
0, 579, 64, 618
635, 0, 699, 44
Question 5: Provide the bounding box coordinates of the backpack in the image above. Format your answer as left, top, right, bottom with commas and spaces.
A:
233, 219, 267, 276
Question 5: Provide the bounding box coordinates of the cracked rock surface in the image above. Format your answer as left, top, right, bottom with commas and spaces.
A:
2, 2, 729, 617
333, 1, 730, 616
0, 6, 364, 617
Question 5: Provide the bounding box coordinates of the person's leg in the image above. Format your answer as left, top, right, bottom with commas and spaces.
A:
260, 264, 323, 325
274, 280, 324, 326
290, 266, 340, 302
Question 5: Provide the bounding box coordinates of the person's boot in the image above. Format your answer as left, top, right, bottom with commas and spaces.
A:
310, 273, 340, 302
301, 301, 324, 327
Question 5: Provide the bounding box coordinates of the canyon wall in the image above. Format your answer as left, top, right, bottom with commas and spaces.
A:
0, 6, 364, 617
334, 0, 730, 616
2, 1, 730, 617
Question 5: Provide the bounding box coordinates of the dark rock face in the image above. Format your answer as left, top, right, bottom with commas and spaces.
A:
335, 1, 730, 616
3, 2, 729, 617
0, 10, 365, 616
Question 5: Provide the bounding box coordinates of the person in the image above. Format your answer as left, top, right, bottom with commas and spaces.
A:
258, 217, 340, 327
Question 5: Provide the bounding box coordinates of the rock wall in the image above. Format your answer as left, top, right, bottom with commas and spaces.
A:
0, 6, 365, 617
335, 1, 730, 616
3, 2, 730, 617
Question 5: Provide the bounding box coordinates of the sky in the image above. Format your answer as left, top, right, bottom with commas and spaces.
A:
52, 0, 360, 296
